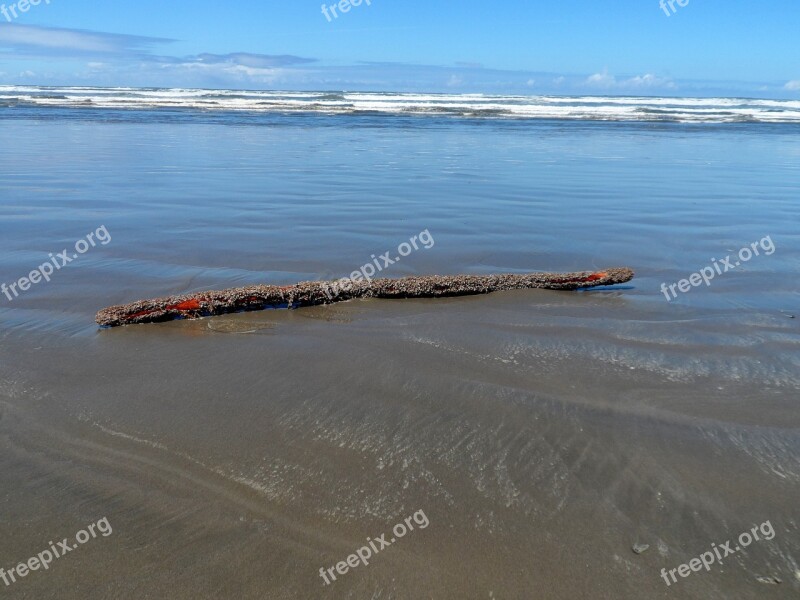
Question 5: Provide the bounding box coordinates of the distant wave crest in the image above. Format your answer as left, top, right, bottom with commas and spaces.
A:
2, 86, 800, 123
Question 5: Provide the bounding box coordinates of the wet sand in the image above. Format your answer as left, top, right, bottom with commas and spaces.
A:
1, 291, 799, 599
0, 113, 798, 598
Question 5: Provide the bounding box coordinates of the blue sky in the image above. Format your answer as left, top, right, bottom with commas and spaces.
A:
0, 0, 798, 97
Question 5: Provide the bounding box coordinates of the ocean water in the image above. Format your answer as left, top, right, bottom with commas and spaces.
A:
1, 91, 798, 338
3, 85, 800, 122
0, 89, 798, 599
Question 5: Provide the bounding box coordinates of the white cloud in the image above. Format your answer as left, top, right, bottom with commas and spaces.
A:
0, 23, 171, 54
625, 73, 676, 89
157, 61, 289, 85
785, 80, 800, 91
151, 53, 316, 85
0, 23, 781, 97
193, 53, 314, 69
586, 68, 615, 87
586, 69, 675, 90
0, 25, 316, 87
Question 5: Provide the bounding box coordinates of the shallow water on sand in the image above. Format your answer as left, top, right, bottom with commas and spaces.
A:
0, 107, 798, 599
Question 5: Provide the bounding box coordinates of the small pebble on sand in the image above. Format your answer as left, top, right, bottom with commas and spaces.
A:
632, 543, 649, 554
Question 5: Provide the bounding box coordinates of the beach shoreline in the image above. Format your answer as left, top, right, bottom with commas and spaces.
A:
0, 98, 798, 598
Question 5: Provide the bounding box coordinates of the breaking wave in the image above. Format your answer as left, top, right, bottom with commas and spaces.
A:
2, 86, 800, 123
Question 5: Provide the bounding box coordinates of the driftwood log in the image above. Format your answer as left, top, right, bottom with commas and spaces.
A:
96, 267, 634, 327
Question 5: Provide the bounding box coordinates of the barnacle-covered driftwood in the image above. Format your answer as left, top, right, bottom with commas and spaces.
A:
96, 267, 634, 327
